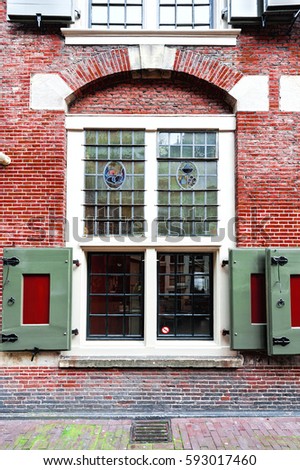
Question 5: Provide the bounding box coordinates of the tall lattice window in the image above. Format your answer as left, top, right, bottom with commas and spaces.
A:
84, 130, 145, 236
157, 131, 218, 237
87, 253, 144, 339
158, 252, 213, 338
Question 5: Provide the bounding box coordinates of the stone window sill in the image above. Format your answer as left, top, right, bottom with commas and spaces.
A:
61, 29, 241, 46
59, 355, 244, 369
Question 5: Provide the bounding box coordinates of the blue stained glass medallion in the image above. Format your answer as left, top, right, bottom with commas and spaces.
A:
104, 161, 126, 189
176, 162, 198, 190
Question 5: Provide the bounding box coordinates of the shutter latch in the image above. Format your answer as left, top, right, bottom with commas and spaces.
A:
0, 333, 18, 343
271, 256, 288, 266
273, 336, 290, 346
3, 257, 20, 266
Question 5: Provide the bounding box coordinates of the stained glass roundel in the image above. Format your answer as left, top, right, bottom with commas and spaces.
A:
103, 161, 126, 189
176, 161, 198, 190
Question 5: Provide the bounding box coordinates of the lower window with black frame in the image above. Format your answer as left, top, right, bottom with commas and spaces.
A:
87, 252, 144, 339
157, 252, 213, 339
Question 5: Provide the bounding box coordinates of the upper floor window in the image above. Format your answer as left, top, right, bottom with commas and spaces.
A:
90, 0, 213, 30
159, 0, 212, 30
90, 0, 143, 29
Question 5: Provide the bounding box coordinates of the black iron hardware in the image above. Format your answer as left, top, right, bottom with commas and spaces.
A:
31, 347, 40, 361
221, 260, 229, 267
222, 329, 230, 336
3, 257, 20, 266
72, 328, 79, 336
1, 333, 18, 343
7, 297, 15, 306
271, 256, 288, 266
273, 336, 290, 347
73, 259, 80, 267
276, 298, 285, 308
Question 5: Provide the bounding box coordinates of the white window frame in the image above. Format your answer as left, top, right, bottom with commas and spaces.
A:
63, 0, 241, 47
77, 0, 226, 30
66, 114, 236, 358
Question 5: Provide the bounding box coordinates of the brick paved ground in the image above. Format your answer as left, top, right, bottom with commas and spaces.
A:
0, 417, 299, 450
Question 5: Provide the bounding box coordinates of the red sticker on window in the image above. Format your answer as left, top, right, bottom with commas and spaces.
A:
161, 326, 170, 334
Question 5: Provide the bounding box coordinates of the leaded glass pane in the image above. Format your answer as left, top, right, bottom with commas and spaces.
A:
84, 130, 145, 236
171, 192, 180, 205
195, 146, 205, 158
110, 131, 121, 145
134, 131, 145, 145
98, 131, 108, 144
157, 131, 218, 237
207, 147, 216, 158
207, 132, 216, 145
85, 147, 97, 160
182, 146, 193, 158
207, 191, 218, 205
122, 131, 133, 145
85, 161, 96, 174
159, 192, 169, 205
86, 130, 97, 145
134, 192, 144, 204
85, 176, 96, 190
97, 192, 106, 204
182, 132, 193, 144
159, 146, 169, 158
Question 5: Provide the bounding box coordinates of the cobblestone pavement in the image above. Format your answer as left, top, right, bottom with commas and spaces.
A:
0, 417, 300, 450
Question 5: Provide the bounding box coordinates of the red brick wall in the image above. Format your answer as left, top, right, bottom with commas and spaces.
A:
69, 76, 232, 115
236, 112, 300, 246
1, 365, 300, 415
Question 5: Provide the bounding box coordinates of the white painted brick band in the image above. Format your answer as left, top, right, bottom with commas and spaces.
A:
229, 76, 269, 112
280, 76, 300, 112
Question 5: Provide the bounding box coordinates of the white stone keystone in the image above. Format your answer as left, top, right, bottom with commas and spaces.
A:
128, 45, 176, 71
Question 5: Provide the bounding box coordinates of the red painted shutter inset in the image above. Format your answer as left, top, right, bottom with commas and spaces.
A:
290, 275, 300, 328
23, 274, 50, 325
251, 274, 266, 324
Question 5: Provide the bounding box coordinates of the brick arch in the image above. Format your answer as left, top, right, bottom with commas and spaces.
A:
60, 46, 243, 104
173, 49, 243, 93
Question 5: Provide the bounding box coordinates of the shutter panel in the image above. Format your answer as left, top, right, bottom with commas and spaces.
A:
1, 248, 72, 351
266, 248, 300, 355
229, 249, 267, 350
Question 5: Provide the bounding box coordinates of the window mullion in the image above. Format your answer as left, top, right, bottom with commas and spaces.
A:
144, 0, 156, 29
144, 130, 157, 238
144, 248, 157, 347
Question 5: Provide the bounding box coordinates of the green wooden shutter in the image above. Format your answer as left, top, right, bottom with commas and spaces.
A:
1, 248, 72, 352
229, 248, 267, 350
266, 248, 300, 355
